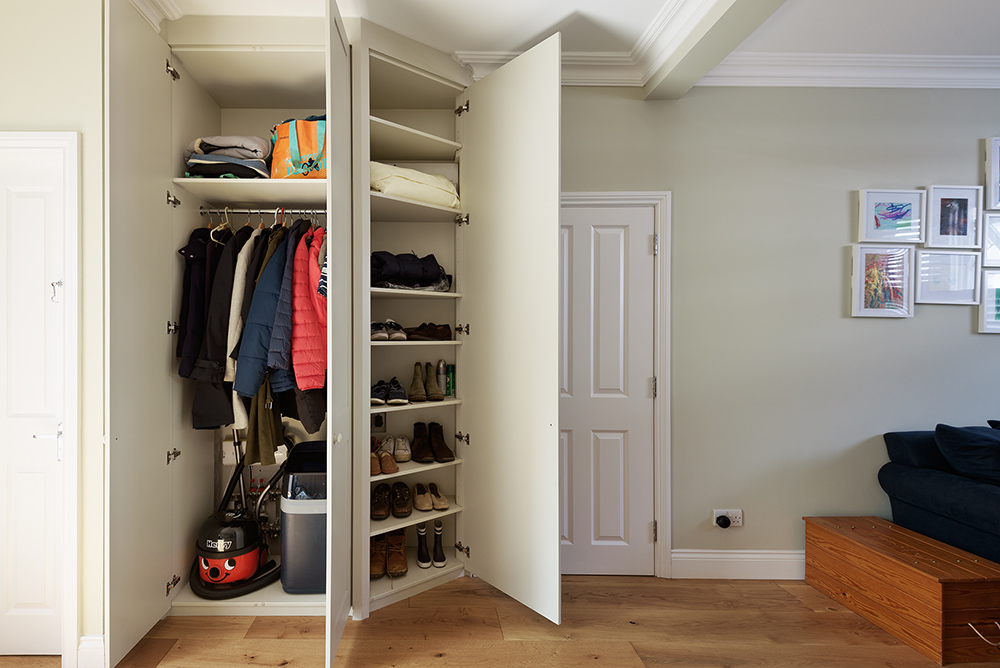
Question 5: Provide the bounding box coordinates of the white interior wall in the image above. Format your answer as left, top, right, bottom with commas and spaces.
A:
561, 85, 1000, 553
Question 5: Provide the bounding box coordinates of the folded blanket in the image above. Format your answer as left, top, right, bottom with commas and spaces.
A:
186, 153, 269, 179
183, 135, 272, 161
370, 161, 460, 209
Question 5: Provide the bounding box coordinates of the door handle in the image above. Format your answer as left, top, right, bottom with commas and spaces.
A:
32, 422, 63, 462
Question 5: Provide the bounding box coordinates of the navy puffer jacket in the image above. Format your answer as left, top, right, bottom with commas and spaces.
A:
234, 234, 289, 397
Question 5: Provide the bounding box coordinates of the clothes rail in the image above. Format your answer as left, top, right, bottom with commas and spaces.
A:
199, 206, 326, 216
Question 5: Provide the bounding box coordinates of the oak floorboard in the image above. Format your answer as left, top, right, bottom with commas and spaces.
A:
776, 580, 850, 613
341, 603, 503, 642
145, 616, 255, 639
0, 658, 61, 668
335, 638, 645, 667
245, 616, 326, 639
561, 577, 812, 612
405, 575, 525, 608
629, 640, 957, 667
113, 638, 179, 668
154, 638, 324, 668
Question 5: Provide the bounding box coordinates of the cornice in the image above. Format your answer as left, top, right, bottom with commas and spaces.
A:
130, 0, 183, 33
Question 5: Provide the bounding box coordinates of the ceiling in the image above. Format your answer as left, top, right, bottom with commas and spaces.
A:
162, 0, 1000, 98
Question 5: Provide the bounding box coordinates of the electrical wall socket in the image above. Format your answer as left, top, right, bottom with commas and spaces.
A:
713, 509, 743, 528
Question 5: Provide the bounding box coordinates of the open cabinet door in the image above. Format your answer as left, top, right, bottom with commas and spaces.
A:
457, 34, 562, 624
325, 0, 353, 661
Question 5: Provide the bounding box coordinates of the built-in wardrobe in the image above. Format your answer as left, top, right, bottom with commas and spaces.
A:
105, 0, 561, 664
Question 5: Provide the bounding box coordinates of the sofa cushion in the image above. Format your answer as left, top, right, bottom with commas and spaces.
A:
935, 424, 1000, 485
883, 431, 955, 472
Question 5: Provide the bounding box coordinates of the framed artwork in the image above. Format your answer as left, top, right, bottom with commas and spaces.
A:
915, 250, 981, 305
983, 213, 1000, 267
852, 244, 914, 318
926, 185, 982, 248
980, 269, 1000, 333
858, 189, 925, 242
986, 138, 1000, 210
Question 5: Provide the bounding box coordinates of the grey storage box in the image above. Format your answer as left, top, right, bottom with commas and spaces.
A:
280, 442, 326, 594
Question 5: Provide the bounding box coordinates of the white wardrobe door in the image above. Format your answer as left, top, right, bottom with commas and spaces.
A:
457, 34, 562, 624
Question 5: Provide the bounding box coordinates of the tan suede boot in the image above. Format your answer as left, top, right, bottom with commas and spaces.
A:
425, 362, 444, 401
408, 362, 427, 402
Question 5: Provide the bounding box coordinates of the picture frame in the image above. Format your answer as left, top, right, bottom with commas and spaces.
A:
980, 269, 1000, 333
983, 213, 1000, 266
852, 244, 914, 318
926, 185, 982, 248
915, 250, 981, 305
858, 189, 925, 243
986, 137, 1000, 210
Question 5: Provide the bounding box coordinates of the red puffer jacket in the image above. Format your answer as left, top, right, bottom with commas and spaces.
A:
291, 226, 327, 390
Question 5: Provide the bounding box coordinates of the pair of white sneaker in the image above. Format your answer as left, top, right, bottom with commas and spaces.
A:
377, 434, 411, 462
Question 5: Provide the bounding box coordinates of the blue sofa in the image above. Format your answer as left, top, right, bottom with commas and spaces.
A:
877, 424, 1000, 564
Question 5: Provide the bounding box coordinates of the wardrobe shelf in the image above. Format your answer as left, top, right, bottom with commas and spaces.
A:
370, 52, 465, 110
371, 116, 461, 161
371, 398, 462, 414
369, 546, 465, 603
371, 340, 461, 347
370, 191, 463, 222
172, 178, 327, 207
371, 288, 462, 300
370, 458, 462, 483
168, 578, 325, 617
369, 498, 461, 536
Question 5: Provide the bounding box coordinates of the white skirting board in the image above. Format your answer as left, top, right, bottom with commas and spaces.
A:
671, 549, 805, 580
77, 635, 106, 668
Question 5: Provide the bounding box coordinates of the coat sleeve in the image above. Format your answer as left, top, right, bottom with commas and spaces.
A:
291, 228, 327, 390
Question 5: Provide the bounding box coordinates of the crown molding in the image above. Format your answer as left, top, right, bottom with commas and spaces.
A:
130, 0, 183, 33
699, 52, 1000, 89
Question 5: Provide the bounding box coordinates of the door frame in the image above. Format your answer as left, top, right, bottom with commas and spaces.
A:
0, 131, 81, 664
560, 191, 671, 577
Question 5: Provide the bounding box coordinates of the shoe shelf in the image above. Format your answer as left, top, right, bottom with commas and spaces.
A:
370, 340, 461, 347
369, 498, 461, 536
172, 177, 327, 207
370, 116, 461, 162
369, 547, 465, 604
370, 287, 462, 300
370, 397, 462, 414
370, 457, 462, 483
370, 191, 463, 223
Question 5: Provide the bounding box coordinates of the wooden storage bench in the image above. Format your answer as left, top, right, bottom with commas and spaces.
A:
804, 516, 1000, 665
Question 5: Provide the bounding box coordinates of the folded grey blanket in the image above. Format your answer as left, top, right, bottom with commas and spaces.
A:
183, 135, 271, 161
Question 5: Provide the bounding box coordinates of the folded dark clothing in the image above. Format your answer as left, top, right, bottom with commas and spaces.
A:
183, 135, 271, 161
186, 154, 269, 179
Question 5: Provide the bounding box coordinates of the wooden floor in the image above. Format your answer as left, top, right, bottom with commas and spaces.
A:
12, 576, 1000, 667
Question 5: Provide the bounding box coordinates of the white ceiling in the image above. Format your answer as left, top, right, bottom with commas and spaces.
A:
164, 0, 1000, 94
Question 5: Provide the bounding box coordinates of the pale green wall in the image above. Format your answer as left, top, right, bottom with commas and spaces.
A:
0, 1, 105, 638
562, 85, 1000, 551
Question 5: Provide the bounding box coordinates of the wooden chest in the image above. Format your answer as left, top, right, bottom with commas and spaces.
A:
804, 516, 1000, 665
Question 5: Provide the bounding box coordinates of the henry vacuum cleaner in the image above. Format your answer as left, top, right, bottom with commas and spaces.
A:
189, 432, 288, 600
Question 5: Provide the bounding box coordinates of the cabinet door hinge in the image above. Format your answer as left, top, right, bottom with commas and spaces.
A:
455, 213, 470, 226
652, 376, 658, 398
165, 59, 180, 81
455, 101, 470, 116
456, 323, 470, 335
653, 520, 658, 542
455, 541, 470, 557
454, 432, 470, 445
167, 448, 181, 464
166, 321, 179, 334
653, 233, 659, 256
165, 575, 180, 596
166, 191, 181, 208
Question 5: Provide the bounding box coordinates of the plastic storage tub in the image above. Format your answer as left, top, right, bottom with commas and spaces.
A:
280, 441, 326, 594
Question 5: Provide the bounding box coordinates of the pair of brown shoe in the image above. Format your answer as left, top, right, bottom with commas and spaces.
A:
370, 529, 406, 579
404, 322, 452, 341
371, 482, 412, 520
408, 362, 444, 402
411, 422, 456, 463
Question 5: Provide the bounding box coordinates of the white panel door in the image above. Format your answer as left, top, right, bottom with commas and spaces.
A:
559, 200, 655, 575
326, 0, 353, 660
0, 134, 78, 655
457, 34, 562, 624
106, 1, 174, 665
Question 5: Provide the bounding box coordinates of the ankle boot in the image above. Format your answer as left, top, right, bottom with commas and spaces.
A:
424, 362, 444, 401
416, 523, 431, 569
432, 520, 446, 568
386, 529, 408, 577
428, 422, 455, 462
411, 422, 434, 463
408, 362, 427, 402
